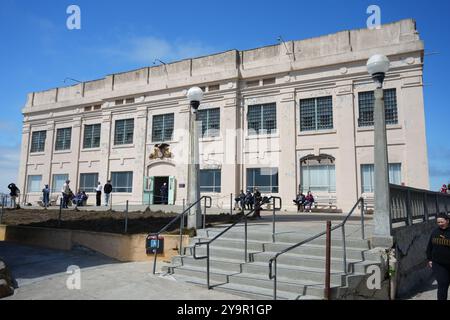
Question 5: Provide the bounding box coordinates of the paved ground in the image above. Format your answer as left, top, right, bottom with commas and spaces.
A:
0, 242, 244, 300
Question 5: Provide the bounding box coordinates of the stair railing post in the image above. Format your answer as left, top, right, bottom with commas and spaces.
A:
244, 214, 248, 263
325, 220, 332, 300
207, 244, 211, 290
341, 224, 347, 274
423, 192, 429, 222
272, 197, 276, 243
273, 259, 277, 301
230, 193, 233, 215
152, 236, 158, 274
179, 212, 184, 255
203, 197, 207, 229
406, 190, 413, 226
360, 198, 365, 240
124, 200, 129, 234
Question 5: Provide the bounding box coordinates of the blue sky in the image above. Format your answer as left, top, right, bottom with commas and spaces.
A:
0, 0, 449, 193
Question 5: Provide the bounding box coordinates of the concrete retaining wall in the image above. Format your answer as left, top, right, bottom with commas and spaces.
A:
393, 221, 436, 298
0, 225, 189, 262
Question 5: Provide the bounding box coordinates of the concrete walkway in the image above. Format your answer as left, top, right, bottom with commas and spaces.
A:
0, 242, 243, 300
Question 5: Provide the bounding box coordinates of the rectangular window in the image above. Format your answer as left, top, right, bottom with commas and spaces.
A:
300, 96, 333, 131
246, 80, 260, 87
263, 78, 276, 85
301, 164, 336, 193
208, 84, 220, 91
79, 173, 99, 193
55, 128, 72, 151
52, 174, 69, 193
30, 131, 47, 153
246, 168, 279, 193
358, 89, 398, 127
115, 99, 124, 106
114, 119, 134, 145
361, 163, 402, 193
111, 172, 133, 193
248, 103, 277, 135
200, 169, 221, 193
152, 113, 174, 142
197, 108, 220, 137
125, 98, 135, 104
83, 124, 101, 149
27, 175, 42, 193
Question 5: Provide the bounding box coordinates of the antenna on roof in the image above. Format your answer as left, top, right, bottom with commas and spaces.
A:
64, 77, 82, 84
153, 59, 167, 65
277, 36, 294, 61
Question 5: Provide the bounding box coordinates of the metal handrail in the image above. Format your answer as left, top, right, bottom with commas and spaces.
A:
149, 196, 212, 274
192, 196, 282, 289
268, 197, 365, 300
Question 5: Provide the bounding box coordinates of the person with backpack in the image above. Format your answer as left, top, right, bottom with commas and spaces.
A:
7, 183, 20, 209
427, 213, 450, 300
104, 180, 112, 207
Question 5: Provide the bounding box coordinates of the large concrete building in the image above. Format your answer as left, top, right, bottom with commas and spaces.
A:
18, 19, 429, 211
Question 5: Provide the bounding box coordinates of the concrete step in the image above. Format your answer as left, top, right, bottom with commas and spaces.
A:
173, 254, 368, 279
192, 237, 265, 252
197, 229, 369, 249
189, 242, 369, 261
168, 273, 308, 300
251, 251, 375, 273
172, 256, 244, 273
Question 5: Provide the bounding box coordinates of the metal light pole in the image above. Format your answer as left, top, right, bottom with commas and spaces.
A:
187, 87, 204, 229
367, 54, 393, 247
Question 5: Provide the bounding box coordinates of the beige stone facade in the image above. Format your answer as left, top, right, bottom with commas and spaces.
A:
18, 19, 429, 212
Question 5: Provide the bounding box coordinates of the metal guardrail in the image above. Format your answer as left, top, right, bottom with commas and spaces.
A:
192, 196, 282, 289
390, 184, 450, 226
268, 197, 365, 300
148, 196, 212, 274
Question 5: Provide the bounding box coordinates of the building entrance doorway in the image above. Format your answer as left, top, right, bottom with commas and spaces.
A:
143, 176, 176, 205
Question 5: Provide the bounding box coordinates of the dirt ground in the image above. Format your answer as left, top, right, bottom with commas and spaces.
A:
0, 208, 242, 235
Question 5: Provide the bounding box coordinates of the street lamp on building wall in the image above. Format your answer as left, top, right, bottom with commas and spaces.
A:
366, 54, 393, 247
187, 87, 204, 229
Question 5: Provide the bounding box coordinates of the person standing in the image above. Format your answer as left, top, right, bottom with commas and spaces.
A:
427, 213, 450, 300
42, 184, 50, 208
252, 188, 262, 219
7, 183, 20, 209
160, 183, 168, 205
96, 182, 102, 206
441, 184, 448, 194
104, 180, 112, 207
61, 180, 71, 209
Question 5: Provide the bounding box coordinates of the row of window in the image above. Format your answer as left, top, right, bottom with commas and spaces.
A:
26, 164, 402, 195
27, 172, 134, 193
30, 88, 398, 153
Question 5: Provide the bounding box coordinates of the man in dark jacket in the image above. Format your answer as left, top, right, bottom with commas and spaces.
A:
427, 213, 450, 300
104, 180, 112, 207
7, 183, 20, 209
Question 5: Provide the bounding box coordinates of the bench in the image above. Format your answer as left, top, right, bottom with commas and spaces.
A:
313, 195, 338, 210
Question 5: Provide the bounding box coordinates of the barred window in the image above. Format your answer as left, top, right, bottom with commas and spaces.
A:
197, 108, 220, 138
114, 119, 134, 145
248, 103, 277, 135
79, 173, 99, 192
83, 124, 101, 149
246, 168, 279, 193
30, 131, 46, 153
358, 89, 398, 127
300, 96, 333, 131
27, 175, 42, 193
111, 172, 133, 193
55, 128, 72, 151
52, 174, 69, 193
200, 169, 221, 193
152, 113, 174, 142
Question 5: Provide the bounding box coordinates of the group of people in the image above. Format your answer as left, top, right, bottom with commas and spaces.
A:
440, 184, 450, 194
293, 191, 315, 212
58, 180, 113, 208
234, 188, 269, 219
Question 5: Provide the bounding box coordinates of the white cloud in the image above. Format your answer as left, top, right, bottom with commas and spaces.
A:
98, 36, 218, 65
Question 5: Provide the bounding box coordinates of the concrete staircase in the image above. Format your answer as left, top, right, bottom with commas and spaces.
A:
163, 227, 382, 300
